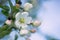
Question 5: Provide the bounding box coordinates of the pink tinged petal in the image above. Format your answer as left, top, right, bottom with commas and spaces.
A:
5, 20, 12, 25
33, 20, 41, 26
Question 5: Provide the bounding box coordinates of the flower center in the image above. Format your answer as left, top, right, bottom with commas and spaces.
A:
19, 18, 25, 23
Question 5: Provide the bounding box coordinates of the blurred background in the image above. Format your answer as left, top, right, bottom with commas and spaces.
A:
0, 0, 60, 40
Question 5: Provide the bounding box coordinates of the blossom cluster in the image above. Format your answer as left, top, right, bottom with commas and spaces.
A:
5, 2, 41, 40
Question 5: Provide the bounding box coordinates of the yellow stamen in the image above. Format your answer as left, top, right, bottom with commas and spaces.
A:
19, 18, 25, 23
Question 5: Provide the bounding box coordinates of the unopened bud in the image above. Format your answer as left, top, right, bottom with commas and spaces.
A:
5, 20, 12, 25
33, 20, 41, 27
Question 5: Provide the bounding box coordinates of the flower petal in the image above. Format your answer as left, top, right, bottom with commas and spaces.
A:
15, 12, 21, 20
15, 21, 21, 29
21, 24, 28, 29
20, 29, 29, 35
21, 12, 29, 16
16, 12, 29, 20
15, 12, 20, 18
25, 17, 32, 24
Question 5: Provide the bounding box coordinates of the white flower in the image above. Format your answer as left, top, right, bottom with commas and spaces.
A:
15, 12, 32, 29
20, 29, 29, 35
5, 20, 12, 25
24, 3, 33, 11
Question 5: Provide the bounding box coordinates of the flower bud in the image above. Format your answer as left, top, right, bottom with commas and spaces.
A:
32, 20, 41, 27
20, 29, 29, 36
16, 4, 20, 8
24, 3, 33, 11
30, 29, 36, 33
5, 20, 12, 25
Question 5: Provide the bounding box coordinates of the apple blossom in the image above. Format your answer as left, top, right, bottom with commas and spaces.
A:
15, 12, 32, 29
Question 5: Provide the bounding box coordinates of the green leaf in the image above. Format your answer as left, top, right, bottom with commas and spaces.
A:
8, 0, 13, 13
0, 25, 9, 32
13, 6, 19, 13
0, 25, 12, 38
8, 0, 13, 9
1, 9, 9, 16
0, 5, 9, 16
0, 5, 9, 11
8, 0, 14, 17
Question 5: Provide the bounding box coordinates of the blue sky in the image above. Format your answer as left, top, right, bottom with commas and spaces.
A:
37, 0, 60, 39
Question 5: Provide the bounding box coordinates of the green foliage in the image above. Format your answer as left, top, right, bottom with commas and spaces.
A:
0, 0, 21, 39
1, 9, 9, 16
0, 25, 9, 32
13, 6, 19, 13
0, 5, 9, 16
0, 5, 9, 11
0, 0, 20, 17
0, 25, 12, 38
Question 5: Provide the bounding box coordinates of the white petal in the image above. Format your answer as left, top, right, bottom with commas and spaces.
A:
25, 17, 32, 24
24, 3, 33, 8
15, 21, 21, 29
21, 24, 28, 29
15, 12, 20, 18
15, 12, 22, 20
20, 29, 29, 35
21, 12, 29, 16
16, 12, 28, 20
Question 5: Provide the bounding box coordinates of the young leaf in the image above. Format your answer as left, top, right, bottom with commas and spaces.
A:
0, 25, 12, 38
0, 5, 9, 16
0, 5, 9, 11
0, 25, 9, 33
1, 9, 9, 16
0, 29, 11, 39
8, 0, 14, 17
13, 6, 19, 13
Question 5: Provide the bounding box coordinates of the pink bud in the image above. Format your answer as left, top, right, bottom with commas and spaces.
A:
30, 29, 36, 33
33, 20, 41, 26
5, 20, 12, 25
